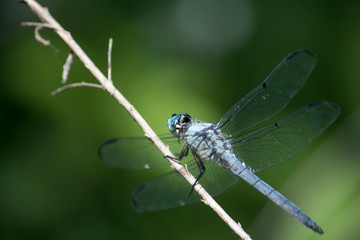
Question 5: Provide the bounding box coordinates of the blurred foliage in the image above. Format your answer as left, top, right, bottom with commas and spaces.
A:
1, 0, 360, 239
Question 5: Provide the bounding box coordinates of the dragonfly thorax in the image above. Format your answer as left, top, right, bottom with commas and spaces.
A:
184, 122, 232, 162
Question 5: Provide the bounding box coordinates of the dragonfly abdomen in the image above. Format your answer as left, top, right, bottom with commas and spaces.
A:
184, 119, 324, 234
227, 157, 323, 234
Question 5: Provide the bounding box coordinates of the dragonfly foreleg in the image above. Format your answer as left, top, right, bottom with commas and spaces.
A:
187, 153, 205, 198
164, 144, 189, 162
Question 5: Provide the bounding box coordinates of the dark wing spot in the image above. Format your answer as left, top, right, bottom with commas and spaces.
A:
308, 101, 341, 112
131, 184, 146, 210
131, 197, 138, 209
307, 101, 324, 107
98, 138, 118, 159
274, 122, 278, 127
132, 184, 146, 195
262, 82, 267, 89
102, 138, 118, 145
286, 49, 315, 60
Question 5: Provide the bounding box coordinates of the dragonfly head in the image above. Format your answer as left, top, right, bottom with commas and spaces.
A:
168, 113, 192, 138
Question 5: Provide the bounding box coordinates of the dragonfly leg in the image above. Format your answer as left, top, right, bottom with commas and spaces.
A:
164, 145, 189, 163
187, 153, 205, 198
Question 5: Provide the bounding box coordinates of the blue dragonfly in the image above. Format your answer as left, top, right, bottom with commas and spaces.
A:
99, 50, 340, 234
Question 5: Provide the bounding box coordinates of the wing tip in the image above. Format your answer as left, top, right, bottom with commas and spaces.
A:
98, 138, 119, 161
286, 49, 316, 60
131, 184, 146, 212
307, 101, 341, 112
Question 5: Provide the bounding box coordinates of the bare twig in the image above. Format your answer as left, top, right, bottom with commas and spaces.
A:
21, 1, 252, 239
35, 26, 50, 45
51, 82, 103, 96
21, 21, 53, 28
21, 22, 54, 46
108, 38, 113, 82
62, 51, 74, 84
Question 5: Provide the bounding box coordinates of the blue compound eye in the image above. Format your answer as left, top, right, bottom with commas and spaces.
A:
167, 114, 180, 133
167, 113, 192, 136
179, 113, 191, 124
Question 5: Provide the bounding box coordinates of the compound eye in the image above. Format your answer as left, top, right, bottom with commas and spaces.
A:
172, 113, 177, 117
181, 114, 192, 123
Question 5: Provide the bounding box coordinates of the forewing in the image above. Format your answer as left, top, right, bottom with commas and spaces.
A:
230, 102, 340, 172
217, 50, 316, 137
131, 161, 238, 212
98, 134, 183, 169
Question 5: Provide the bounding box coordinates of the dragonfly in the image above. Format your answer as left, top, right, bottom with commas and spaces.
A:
99, 50, 340, 234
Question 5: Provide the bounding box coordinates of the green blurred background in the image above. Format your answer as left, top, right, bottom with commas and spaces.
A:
1, 0, 360, 239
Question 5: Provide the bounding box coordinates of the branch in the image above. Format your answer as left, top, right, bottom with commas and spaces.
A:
21, 22, 54, 46
107, 38, 113, 82
21, 1, 252, 239
62, 51, 74, 84
51, 82, 103, 96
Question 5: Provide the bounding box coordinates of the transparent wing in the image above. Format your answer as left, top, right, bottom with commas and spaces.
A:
217, 50, 316, 137
230, 102, 340, 172
131, 161, 238, 212
98, 134, 184, 169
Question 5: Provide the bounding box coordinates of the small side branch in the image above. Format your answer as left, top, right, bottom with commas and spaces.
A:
21, 21, 53, 28
62, 51, 74, 84
108, 38, 113, 82
22, 22, 54, 46
51, 82, 103, 96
